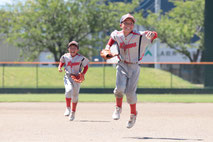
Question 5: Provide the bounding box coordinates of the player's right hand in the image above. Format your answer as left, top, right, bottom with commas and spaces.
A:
58, 68, 62, 72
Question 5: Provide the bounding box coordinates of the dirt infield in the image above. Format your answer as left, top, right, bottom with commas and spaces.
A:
0, 103, 213, 142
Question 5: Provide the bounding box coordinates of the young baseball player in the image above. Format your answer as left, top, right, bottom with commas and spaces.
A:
58, 41, 89, 121
100, 13, 157, 128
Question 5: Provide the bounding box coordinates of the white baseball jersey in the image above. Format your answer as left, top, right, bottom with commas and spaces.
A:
60, 53, 89, 75
110, 30, 151, 63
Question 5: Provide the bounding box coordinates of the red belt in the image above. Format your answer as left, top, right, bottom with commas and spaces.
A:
123, 61, 136, 64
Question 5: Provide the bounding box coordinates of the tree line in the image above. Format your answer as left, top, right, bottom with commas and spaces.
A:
0, 0, 204, 63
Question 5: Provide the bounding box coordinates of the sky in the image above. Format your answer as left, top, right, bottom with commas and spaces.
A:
0, 0, 13, 5
0, 0, 25, 6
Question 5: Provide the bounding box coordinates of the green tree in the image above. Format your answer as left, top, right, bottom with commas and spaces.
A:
135, 0, 204, 83
0, 0, 140, 61
135, 0, 204, 62
0, 10, 11, 35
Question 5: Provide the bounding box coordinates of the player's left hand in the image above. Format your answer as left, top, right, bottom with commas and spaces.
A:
145, 31, 158, 42
71, 73, 85, 83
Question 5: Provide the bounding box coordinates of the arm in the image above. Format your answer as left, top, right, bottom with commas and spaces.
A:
105, 37, 115, 50
100, 37, 117, 60
150, 31, 158, 42
58, 62, 65, 72
82, 65, 88, 75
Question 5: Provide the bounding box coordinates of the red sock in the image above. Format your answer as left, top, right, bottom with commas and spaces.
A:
116, 97, 123, 108
72, 102, 78, 112
130, 104, 137, 115
65, 98, 71, 107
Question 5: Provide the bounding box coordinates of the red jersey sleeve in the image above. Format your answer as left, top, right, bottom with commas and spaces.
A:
107, 38, 115, 46
59, 62, 65, 68
82, 65, 88, 74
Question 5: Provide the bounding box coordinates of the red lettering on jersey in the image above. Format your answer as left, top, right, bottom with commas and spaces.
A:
119, 42, 136, 51
67, 61, 80, 68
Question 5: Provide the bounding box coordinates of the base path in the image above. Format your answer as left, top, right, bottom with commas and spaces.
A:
0, 103, 213, 142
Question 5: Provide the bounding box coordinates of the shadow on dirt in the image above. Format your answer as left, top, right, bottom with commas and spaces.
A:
123, 136, 203, 141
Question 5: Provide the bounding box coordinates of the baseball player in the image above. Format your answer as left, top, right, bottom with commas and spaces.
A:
100, 13, 157, 128
58, 41, 89, 121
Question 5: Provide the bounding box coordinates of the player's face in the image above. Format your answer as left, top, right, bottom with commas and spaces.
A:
68, 45, 79, 57
120, 18, 134, 34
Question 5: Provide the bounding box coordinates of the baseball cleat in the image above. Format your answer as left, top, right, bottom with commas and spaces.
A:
126, 112, 137, 129
69, 111, 75, 121
112, 106, 122, 120
64, 107, 71, 116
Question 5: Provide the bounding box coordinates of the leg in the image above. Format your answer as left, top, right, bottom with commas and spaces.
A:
125, 65, 140, 106
125, 65, 140, 128
112, 64, 128, 120
130, 104, 137, 115
69, 81, 80, 121
71, 81, 80, 110
116, 97, 123, 108
64, 75, 72, 116
114, 64, 128, 106
64, 98, 71, 116
64, 75, 72, 101
66, 98, 71, 108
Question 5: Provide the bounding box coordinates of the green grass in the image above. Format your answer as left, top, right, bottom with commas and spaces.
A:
0, 66, 203, 88
0, 94, 212, 103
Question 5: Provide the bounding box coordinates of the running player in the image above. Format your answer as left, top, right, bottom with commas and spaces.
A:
58, 41, 89, 121
102, 13, 157, 128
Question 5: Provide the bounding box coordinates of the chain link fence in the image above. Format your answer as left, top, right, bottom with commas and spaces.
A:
0, 62, 206, 89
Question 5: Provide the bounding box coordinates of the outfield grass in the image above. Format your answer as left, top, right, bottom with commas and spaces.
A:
0, 94, 212, 103
0, 66, 203, 88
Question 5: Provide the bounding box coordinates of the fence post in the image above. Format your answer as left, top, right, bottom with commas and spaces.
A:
2, 64, 5, 88
170, 65, 173, 88
103, 63, 105, 88
36, 64, 38, 88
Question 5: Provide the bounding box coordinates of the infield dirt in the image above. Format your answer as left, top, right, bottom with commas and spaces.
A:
0, 102, 212, 142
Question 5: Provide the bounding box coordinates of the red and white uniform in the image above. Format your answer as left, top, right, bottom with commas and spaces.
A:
106, 30, 154, 104
59, 53, 89, 102
60, 53, 89, 76
108, 30, 152, 63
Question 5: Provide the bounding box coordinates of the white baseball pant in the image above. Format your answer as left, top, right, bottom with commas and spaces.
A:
113, 61, 140, 104
64, 74, 80, 103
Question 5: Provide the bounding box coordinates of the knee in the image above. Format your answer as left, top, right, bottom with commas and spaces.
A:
126, 93, 137, 104
71, 92, 79, 103
114, 87, 125, 98
65, 90, 72, 98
